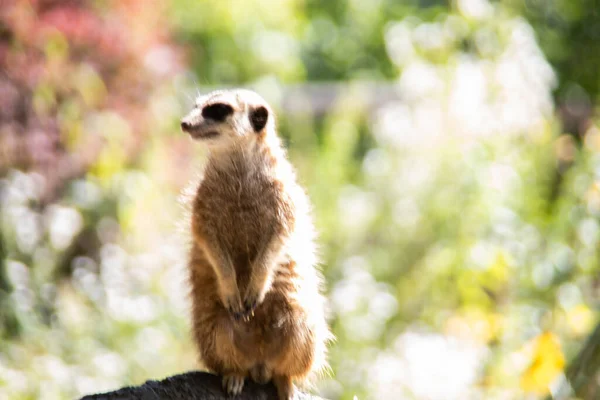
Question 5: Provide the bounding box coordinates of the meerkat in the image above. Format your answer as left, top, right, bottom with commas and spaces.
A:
180, 89, 332, 400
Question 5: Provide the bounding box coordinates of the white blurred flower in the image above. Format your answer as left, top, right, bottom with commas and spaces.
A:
41, 355, 72, 387
369, 331, 488, 400
448, 58, 491, 137
382, 14, 555, 148
93, 352, 126, 379
46, 205, 83, 251
468, 241, 496, 270
369, 288, 398, 320
333, 257, 398, 342
373, 103, 413, 148
74, 375, 116, 398
134, 327, 169, 363
332, 256, 375, 315
557, 283, 582, 311
100, 244, 127, 290
577, 218, 599, 247
9, 206, 42, 254
107, 293, 157, 323
393, 198, 420, 230
397, 62, 444, 102
486, 163, 520, 193
71, 180, 102, 209
532, 261, 554, 289
338, 186, 377, 231
457, 0, 493, 19
253, 31, 298, 65
395, 158, 434, 193
362, 149, 392, 179
6, 260, 29, 288
413, 23, 446, 51
0, 360, 28, 393
7, 170, 44, 203
385, 21, 416, 67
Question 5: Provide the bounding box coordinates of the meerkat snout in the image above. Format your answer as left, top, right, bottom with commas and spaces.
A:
180, 106, 221, 140
180, 108, 201, 134
180, 120, 192, 131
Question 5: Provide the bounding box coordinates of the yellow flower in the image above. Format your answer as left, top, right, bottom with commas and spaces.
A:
520, 332, 565, 394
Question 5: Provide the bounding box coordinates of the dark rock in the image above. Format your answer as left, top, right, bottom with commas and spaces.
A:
80, 371, 325, 400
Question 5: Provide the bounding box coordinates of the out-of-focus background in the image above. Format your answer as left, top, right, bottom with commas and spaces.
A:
2, 0, 600, 399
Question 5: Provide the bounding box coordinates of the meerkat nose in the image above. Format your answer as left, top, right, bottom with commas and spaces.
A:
181, 120, 192, 132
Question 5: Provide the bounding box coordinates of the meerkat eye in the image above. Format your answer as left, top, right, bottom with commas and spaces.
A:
202, 103, 234, 122
249, 106, 268, 132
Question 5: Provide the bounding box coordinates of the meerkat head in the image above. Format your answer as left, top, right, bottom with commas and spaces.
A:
180, 89, 273, 148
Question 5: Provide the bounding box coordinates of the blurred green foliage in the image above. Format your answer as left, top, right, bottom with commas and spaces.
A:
2, 0, 600, 399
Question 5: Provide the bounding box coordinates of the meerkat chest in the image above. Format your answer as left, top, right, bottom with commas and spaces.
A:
227, 179, 277, 228
197, 166, 282, 251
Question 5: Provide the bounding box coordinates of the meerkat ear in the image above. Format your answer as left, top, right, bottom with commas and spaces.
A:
249, 106, 268, 132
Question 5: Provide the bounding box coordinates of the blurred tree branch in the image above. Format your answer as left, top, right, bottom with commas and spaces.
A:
0, 227, 21, 337
79, 371, 325, 400
548, 322, 600, 400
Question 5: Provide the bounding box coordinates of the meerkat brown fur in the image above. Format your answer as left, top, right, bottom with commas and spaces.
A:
180, 89, 331, 399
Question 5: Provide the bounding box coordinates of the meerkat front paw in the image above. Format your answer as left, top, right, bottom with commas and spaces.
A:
222, 374, 245, 395
243, 278, 270, 316
219, 284, 244, 320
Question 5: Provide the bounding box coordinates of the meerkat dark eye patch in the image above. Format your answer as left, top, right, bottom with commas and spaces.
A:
202, 103, 234, 122
249, 106, 268, 132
